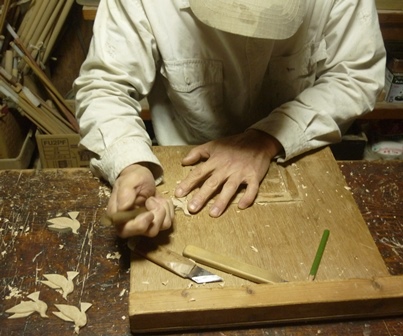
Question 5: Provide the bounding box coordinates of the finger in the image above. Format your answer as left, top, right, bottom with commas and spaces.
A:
145, 197, 174, 233
175, 163, 212, 198
115, 211, 155, 238
238, 180, 260, 210
209, 178, 240, 217
116, 185, 138, 211
161, 199, 174, 231
181, 145, 210, 166
187, 174, 222, 213
167, 198, 175, 220
107, 188, 119, 215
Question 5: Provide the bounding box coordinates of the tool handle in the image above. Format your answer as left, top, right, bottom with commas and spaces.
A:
100, 207, 147, 226
134, 238, 195, 279
183, 245, 285, 284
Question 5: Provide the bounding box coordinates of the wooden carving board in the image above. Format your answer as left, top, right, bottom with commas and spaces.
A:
129, 146, 402, 333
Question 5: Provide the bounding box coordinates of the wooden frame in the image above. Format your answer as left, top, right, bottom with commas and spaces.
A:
128, 147, 403, 334
130, 275, 403, 333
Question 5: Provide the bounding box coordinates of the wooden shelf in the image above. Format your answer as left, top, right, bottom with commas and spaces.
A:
82, 5, 97, 20
362, 102, 403, 119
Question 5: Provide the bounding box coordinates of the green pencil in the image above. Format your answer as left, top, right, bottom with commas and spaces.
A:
308, 229, 330, 281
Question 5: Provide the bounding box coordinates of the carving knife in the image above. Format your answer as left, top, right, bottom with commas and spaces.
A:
183, 245, 287, 284
128, 238, 223, 284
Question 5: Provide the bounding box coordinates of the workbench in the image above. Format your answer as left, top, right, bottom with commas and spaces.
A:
1, 150, 402, 335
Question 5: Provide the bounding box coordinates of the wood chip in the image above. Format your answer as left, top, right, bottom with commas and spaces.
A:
6, 291, 48, 319
53, 302, 92, 334
172, 197, 191, 216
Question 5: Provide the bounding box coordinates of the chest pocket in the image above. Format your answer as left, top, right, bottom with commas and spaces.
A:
159, 59, 227, 141
266, 38, 328, 108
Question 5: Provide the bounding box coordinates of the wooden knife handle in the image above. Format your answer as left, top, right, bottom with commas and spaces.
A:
100, 207, 147, 226
133, 238, 195, 278
183, 245, 286, 284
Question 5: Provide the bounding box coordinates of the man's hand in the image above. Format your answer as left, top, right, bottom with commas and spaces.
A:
107, 163, 174, 238
174, 130, 283, 217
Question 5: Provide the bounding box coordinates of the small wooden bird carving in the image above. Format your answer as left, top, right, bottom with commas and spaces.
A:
6, 291, 48, 318
47, 211, 80, 234
53, 302, 92, 334
41, 271, 79, 300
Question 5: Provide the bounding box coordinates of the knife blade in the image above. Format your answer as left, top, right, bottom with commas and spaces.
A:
128, 238, 222, 284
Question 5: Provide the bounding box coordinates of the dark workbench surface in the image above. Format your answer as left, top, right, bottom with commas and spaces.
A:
1, 159, 402, 335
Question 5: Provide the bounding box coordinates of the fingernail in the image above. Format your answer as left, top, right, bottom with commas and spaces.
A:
209, 206, 221, 217
188, 202, 198, 212
175, 187, 184, 197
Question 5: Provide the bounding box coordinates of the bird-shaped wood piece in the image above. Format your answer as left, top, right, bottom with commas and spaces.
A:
47, 211, 80, 234
6, 291, 48, 319
53, 302, 92, 334
41, 271, 79, 299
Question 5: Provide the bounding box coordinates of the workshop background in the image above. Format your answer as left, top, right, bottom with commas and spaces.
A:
0, 0, 402, 168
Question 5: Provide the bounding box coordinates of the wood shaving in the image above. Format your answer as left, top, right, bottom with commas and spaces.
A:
41, 271, 79, 300
106, 252, 121, 260
250, 246, 259, 253
53, 302, 92, 334
6, 291, 48, 319
47, 212, 80, 234
5, 285, 25, 300
172, 197, 191, 216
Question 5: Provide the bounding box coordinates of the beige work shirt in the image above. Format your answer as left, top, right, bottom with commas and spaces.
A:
74, 0, 386, 186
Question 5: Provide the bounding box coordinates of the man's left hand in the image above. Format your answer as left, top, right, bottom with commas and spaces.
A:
174, 130, 283, 217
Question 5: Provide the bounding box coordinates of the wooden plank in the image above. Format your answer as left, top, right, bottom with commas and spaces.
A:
82, 5, 97, 20
129, 146, 393, 333
376, 0, 403, 11
129, 275, 403, 333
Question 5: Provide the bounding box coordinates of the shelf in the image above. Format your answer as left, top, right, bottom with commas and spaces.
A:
362, 102, 403, 119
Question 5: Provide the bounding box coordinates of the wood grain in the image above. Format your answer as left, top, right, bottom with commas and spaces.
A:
0, 153, 402, 335
129, 147, 393, 333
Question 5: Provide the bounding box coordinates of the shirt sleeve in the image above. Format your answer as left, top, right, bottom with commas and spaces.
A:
74, 0, 163, 186
250, 0, 386, 162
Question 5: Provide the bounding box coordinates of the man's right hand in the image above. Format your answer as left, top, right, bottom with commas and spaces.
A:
107, 163, 174, 238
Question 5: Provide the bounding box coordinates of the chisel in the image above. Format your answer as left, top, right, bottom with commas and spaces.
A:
128, 238, 223, 284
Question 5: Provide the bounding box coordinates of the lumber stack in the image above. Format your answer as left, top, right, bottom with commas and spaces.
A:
0, 0, 78, 134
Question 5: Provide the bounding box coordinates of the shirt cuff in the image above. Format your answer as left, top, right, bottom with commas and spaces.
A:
89, 137, 163, 186
249, 111, 310, 162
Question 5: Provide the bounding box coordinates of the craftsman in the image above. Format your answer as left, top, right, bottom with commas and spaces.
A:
74, 0, 385, 238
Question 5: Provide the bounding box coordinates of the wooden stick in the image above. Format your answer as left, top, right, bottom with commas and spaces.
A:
100, 208, 148, 226
29, 0, 64, 64
18, 1, 41, 43
9, 36, 79, 132
42, 0, 74, 63
0, 0, 11, 37
27, 0, 58, 49
308, 229, 330, 281
18, 0, 49, 45
0, 66, 75, 134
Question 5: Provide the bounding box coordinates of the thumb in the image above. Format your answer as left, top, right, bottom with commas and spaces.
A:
182, 145, 210, 166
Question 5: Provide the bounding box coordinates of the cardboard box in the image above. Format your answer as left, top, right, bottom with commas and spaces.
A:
35, 131, 92, 168
385, 68, 403, 103
384, 54, 403, 103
